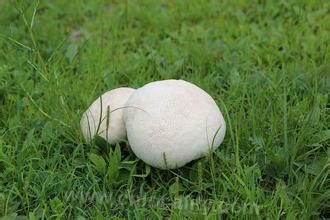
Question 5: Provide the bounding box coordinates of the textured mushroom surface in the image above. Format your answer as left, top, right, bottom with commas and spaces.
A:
124, 80, 226, 169
80, 87, 135, 144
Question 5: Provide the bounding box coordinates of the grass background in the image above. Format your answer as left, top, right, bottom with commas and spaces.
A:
0, 0, 329, 219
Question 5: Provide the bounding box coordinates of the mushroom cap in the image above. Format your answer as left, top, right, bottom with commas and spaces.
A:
124, 80, 226, 169
80, 87, 136, 144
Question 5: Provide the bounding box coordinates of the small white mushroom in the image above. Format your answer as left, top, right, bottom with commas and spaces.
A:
80, 87, 135, 144
124, 80, 226, 169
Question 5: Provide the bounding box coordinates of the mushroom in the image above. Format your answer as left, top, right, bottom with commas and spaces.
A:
123, 80, 226, 169
80, 87, 135, 145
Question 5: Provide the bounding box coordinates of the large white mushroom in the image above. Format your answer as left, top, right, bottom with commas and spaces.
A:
80, 87, 135, 144
123, 80, 226, 169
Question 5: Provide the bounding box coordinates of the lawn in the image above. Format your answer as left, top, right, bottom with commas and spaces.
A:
0, 0, 329, 219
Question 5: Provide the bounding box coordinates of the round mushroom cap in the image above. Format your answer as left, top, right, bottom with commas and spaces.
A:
124, 80, 226, 169
80, 87, 136, 144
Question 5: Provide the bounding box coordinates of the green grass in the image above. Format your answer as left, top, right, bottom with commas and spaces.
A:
0, 0, 329, 219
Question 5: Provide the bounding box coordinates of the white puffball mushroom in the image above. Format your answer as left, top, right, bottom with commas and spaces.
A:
80, 87, 135, 145
124, 80, 226, 169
